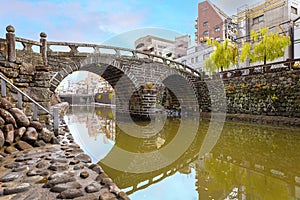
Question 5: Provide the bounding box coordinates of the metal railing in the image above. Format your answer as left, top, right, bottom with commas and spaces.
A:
0, 73, 59, 132
220, 58, 300, 79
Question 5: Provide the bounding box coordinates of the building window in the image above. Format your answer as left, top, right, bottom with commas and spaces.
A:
136, 43, 144, 49
253, 15, 264, 24
201, 5, 208, 11
291, 6, 298, 14
203, 30, 209, 36
191, 58, 194, 63
195, 56, 198, 63
215, 27, 220, 32
203, 21, 208, 27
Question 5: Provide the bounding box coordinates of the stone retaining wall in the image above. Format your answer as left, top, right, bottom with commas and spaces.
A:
0, 60, 51, 124
207, 69, 300, 118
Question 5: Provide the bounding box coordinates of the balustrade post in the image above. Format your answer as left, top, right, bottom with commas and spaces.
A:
1, 79, 6, 97
40, 32, 48, 65
6, 25, 16, 62
53, 107, 59, 136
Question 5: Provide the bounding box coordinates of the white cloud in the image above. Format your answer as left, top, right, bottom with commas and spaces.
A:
0, 0, 148, 43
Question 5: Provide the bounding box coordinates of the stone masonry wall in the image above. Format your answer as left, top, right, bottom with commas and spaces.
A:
0, 60, 52, 124
221, 69, 300, 117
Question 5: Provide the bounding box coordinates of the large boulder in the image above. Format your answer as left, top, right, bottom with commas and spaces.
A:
22, 127, 38, 144
29, 121, 43, 132
3, 124, 14, 145
9, 108, 30, 127
0, 129, 4, 148
0, 116, 5, 126
38, 128, 53, 143
14, 127, 27, 142
0, 97, 13, 110
0, 108, 17, 127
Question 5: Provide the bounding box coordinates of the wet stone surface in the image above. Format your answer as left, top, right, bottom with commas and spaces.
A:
0, 129, 130, 200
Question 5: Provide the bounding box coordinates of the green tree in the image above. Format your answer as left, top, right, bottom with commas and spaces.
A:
240, 27, 291, 65
205, 38, 238, 74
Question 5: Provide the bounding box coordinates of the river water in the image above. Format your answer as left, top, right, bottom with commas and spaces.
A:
65, 105, 300, 200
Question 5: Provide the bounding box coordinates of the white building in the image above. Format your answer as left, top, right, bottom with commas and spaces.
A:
135, 35, 190, 59
175, 45, 213, 73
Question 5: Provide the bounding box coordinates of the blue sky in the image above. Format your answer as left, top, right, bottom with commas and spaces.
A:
0, 0, 262, 46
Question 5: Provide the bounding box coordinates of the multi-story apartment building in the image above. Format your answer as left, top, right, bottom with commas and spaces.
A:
236, 0, 299, 37
194, 0, 228, 44
235, 0, 299, 61
135, 34, 190, 59
179, 0, 299, 73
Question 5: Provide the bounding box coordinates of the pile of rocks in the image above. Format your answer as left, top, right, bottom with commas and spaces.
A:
0, 97, 58, 153
0, 97, 130, 199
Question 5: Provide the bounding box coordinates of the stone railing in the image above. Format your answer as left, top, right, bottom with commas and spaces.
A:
1, 25, 201, 82
0, 24, 202, 77
3, 25, 48, 65
46, 41, 202, 78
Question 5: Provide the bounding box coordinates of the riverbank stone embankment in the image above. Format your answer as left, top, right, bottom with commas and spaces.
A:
0, 97, 130, 200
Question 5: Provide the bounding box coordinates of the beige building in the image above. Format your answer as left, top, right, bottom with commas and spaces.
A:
134, 34, 190, 59
236, 0, 299, 36
234, 0, 299, 64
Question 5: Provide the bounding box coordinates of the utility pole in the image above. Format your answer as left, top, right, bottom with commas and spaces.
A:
289, 25, 294, 60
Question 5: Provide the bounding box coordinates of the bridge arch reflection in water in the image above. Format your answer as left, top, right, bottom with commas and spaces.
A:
65, 106, 300, 200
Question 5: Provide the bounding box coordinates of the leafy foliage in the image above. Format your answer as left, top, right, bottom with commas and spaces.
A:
205, 38, 238, 73
240, 27, 291, 64
205, 27, 291, 74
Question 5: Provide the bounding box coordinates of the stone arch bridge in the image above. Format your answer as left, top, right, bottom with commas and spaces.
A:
0, 25, 210, 122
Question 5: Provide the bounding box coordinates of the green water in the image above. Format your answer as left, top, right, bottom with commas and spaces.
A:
65, 106, 300, 200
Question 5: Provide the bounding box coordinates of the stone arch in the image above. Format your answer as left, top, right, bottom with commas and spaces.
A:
49, 53, 139, 93
47, 50, 208, 116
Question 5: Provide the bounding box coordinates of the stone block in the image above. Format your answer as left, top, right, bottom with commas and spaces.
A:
10, 107, 30, 127
15, 140, 33, 150
3, 124, 14, 144
0, 97, 14, 109
36, 65, 52, 72
23, 87, 51, 102
22, 127, 38, 143
31, 81, 51, 88
20, 62, 35, 75
14, 127, 27, 142
14, 82, 30, 88
38, 128, 53, 143
34, 71, 51, 81
0, 129, 4, 148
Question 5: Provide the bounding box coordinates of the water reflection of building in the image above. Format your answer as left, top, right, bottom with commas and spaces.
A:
67, 106, 116, 141
56, 72, 113, 95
